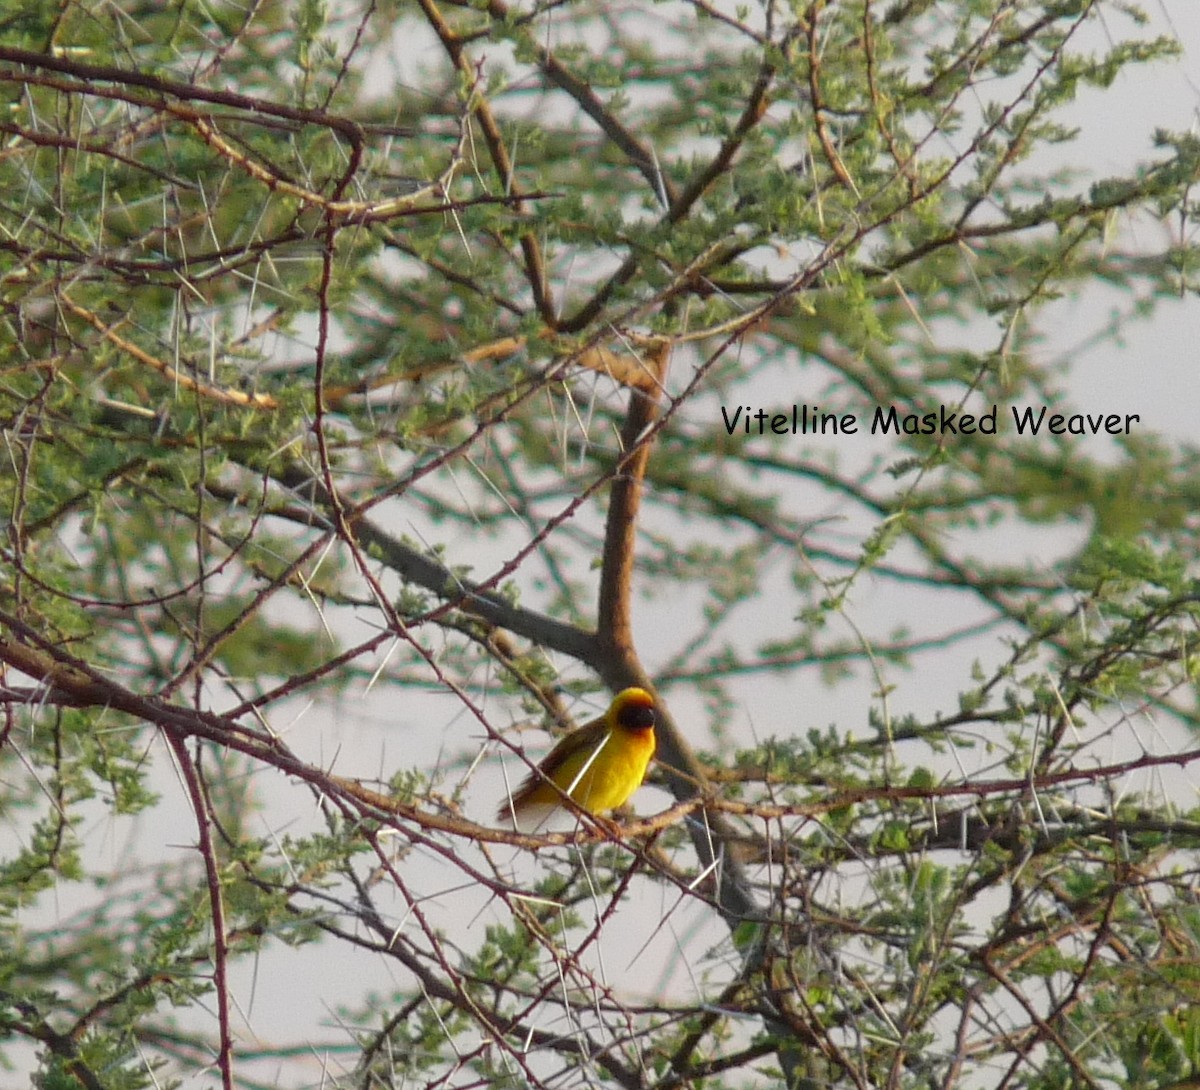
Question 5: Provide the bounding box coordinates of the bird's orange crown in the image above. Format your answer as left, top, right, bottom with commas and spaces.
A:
610, 687, 657, 732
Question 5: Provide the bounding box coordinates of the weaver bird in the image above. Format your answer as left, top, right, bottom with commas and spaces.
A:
497, 687, 658, 830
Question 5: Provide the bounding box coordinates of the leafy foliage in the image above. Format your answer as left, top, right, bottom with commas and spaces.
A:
1, 1, 1198, 1088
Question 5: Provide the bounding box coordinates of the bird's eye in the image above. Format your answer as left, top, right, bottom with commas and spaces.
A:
618, 702, 657, 730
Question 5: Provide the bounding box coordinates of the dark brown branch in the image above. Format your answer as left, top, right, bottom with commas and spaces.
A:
806, 1, 855, 190
596, 383, 661, 661
164, 736, 235, 1090
0, 46, 370, 144
410, 0, 555, 323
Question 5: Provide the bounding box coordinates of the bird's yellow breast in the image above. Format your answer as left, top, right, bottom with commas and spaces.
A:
521, 726, 655, 814
499, 687, 659, 830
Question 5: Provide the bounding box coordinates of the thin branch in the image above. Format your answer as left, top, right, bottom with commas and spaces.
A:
164, 736, 235, 1090
411, 0, 555, 322
59, 294, 279, 410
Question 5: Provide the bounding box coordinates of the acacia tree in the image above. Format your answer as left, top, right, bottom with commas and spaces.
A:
2, 1, 1199, 1087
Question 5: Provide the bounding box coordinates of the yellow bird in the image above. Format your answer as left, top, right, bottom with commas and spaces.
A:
497, 688, 658, 830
